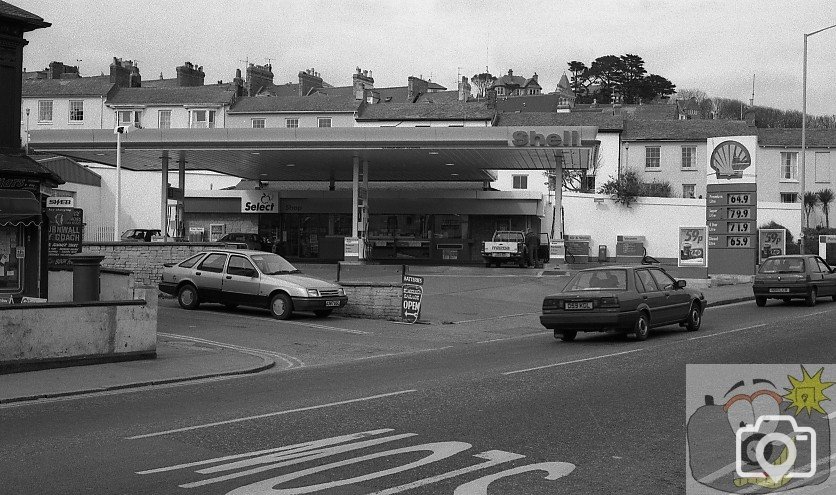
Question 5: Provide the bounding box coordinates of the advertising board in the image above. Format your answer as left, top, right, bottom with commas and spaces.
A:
401, 274, 424, 324
679, 227, 707, 267
46, 207, 83, 268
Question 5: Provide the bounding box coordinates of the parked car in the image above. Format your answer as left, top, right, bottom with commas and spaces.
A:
158, 249, 347, 319
540, 266, 705, 342
753, 254, 836, 307
217, 232, 272, 251
121, 229, 162, 242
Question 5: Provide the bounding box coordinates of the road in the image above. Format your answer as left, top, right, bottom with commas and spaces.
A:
2, 298, 835, 494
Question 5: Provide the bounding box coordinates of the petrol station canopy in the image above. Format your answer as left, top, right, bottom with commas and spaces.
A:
29, 126, 600, 182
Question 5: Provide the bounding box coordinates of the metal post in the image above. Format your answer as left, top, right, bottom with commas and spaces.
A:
801, 34, 807, 253
352, 156, 359, 238
361, 159, 369, 261
161, 154, 169, 238
115, 131, 122, 241
178, 156, 186, 238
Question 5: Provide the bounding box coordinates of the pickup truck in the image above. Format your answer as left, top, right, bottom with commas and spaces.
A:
481, 231, 528, 267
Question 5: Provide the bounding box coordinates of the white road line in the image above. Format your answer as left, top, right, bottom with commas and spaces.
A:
167, 309, 370, 335
502, 348, 645, 375
476, 334, 545, 344
284, 321, 369, 335
158, 333, 304, 369
126, 390, 418, 440
452, 312, 539, 325
352, 346, 454, 361
687, 324, 767, 341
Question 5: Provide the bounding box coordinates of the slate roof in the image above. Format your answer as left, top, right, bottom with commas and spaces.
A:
490, 71, 541, 90
757, 128, 836, 148
413, 90, 460, 104
141, 78, 181, 88
35, 155, 101, 187
496, 94, 568, 113
622, 119, 752, 141
494, 112, 624, 132
0, 153, 63, 185
228, 94, 358, 113
0, 1, 50, 29
356, 101, 494, 121
107, 85, 237, 106
22, 75, 115, 97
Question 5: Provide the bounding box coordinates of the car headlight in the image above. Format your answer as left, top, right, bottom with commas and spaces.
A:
306, 289, 319, 297
337, 288, 345, 296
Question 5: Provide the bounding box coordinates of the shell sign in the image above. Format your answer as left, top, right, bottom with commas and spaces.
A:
706, 136, 758, 185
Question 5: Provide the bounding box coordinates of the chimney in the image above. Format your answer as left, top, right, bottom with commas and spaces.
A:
109, 57, 132, 87
48, 61, 64, 79
407, 75, 429, 102
486, 89, 497, 109
744, 108, 757, 127
508, 69, 513, 77
353, 67, 375, 101
245, 63, 275, 96
233, 68, 245, 97
176, 61, 205, 87
532, 72, 538, 82
298, 68, 324, 96
458, 76, 471, 102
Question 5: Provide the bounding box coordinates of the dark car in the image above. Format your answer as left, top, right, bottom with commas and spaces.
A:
121, 229, 162, 242
753, 254, 836, 307
540, 266, 705, 342
217, 232, 271, 251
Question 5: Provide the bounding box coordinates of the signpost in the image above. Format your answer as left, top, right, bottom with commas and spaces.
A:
401, 274, 424, 324
758, 229, 786, 264
46, 207, 83, 269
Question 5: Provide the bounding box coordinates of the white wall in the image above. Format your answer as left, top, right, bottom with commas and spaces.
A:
21, 96, 109, 144
226, 113, 356, 128
354, 120, 490, 127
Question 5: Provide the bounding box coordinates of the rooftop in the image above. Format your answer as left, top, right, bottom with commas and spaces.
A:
229, 94, 358, 113
757, 128, 836, 148
356, 101, 494, 121
0, 0, 50, 29
622, 119, 752, 141
495, 112, 624, 131
107, 85, 237, 106
22, 76, 115, 97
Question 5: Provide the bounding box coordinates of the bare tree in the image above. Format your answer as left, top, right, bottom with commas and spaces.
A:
470, 73, 496, 98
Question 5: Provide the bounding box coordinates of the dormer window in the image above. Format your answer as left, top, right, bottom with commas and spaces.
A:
189, 110, 216, 129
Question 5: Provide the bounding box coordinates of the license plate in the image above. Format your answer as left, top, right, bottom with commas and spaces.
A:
769, 288, 790, 293
565, 301, 592, 310
495, 253, 510, 257
325, 300, 341, 307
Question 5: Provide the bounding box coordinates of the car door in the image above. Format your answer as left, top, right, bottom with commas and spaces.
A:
223, 255, 262, 305
634, 269, 669, 324
815, 257, 836, 295
194, 252, 228, 302
650, 268, 692, 322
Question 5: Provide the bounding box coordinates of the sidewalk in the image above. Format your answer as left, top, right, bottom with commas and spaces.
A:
0, 267, 754, 405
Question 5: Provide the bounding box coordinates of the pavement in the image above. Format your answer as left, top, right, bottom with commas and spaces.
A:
0, 265, 755, 405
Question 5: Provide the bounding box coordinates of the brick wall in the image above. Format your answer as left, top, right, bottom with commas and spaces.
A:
338, 282, 402, 319
81, 242, 217, 286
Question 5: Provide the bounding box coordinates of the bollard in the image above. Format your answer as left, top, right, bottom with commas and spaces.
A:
70, 253, 105, 302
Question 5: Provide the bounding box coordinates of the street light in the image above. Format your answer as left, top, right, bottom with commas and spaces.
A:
801, 23, 836, 253
113, 124, 134, 241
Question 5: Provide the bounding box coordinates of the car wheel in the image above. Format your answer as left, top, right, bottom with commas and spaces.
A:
269, 293, 293, 320
224, 303, 238, 310
314, 309, 333, 317
685, 303, 702, 331
755, 296, 767, 307
559, 330, 577, 342
806, 287, 817, 307
634, 312, 650, 341
177, 284, 200, 310
518, 258, 526, 268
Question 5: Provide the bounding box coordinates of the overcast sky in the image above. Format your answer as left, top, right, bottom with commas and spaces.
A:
14, 0, 836, 116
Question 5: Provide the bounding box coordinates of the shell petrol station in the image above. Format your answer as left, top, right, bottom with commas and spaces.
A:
29, 126, 601, 264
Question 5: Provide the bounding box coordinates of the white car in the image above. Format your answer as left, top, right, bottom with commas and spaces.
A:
158, 249, 347, 319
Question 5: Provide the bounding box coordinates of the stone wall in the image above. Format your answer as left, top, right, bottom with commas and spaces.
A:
338, 282, 402, 319
81, 242, 217, 286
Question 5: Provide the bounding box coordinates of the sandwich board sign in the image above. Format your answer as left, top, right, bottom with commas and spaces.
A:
401, 274, 424, 324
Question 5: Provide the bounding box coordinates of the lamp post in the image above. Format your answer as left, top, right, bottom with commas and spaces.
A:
801, 23, 836, 253
113, 124, 133, 241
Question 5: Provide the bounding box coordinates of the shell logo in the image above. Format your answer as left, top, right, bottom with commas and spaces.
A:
710, 140, 751, 179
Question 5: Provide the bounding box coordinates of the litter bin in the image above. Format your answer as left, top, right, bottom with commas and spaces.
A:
598, 245, 608, 263
70, 253, 105, 302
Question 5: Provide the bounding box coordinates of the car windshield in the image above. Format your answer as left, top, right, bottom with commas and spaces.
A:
760, 258, 805, 274
565, 269, 628, 291
494, 232, 523, 242
249, 253, 299, 275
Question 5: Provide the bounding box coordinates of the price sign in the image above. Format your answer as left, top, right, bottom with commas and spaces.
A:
759, 228, 786, 264
679, 227, 707, 267
726, 207, 752, 219
726, 236, 751, 248
727, 222, 752, 233
727, 193, 753, 205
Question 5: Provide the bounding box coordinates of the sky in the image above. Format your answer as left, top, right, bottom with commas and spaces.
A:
13, 0, 836, 116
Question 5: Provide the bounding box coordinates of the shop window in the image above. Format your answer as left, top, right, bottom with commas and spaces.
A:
38, 100, 53, 123
0, 226, 23, 292
781, 152, 798, 180
512, 174, 528, 189
434, 215, 462, 239
645, 146, 661, 169
69, 100, 84, 123
158, 110, 171, 129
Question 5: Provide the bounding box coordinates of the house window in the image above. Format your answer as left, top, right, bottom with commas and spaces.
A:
781, 152, 798, 180
512, 174, 528, 189
681, 146, 696, 169
252, 118, 266, 129
158, 110, 171, 129
780, 192, 799, 203
584, 175, 596, 192
317, 117, 332, 128
117, 110, 141, 126
285, 118, 299, 128
189, 110, 216, 128
815, 152, 831, 183
496, 87, 505, 96
69, 100, 83, 122
683, 184, 696, 199
645, 146, 661, 169
38, 100, 53, 122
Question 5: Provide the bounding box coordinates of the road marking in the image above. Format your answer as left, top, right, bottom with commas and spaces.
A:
476, 334, 545, 344
160, 306, 369, 334
452, 312, 539, 325
502, 348, 645, 375
352, 346, 454, 361
126, 390, 418, 440
158, 333, 304, 369
284, 321, 369, 335
687, 324, 767, 341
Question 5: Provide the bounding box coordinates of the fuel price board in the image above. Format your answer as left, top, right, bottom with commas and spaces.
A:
706, 183, 757, 274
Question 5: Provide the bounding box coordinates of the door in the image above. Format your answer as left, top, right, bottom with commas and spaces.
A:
223, 255, 262, 305
814, 257, 836, 296
634, 269, 669, 324
194, 253, 228, 302
648, 268, 690, 323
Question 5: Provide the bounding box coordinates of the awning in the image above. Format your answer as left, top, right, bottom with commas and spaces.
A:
0, 190, 41, 226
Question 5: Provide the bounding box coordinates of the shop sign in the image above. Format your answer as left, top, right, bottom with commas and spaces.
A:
241, 191, 277, 213
706, 136, 758, 185
47, 208, 83, 268
401, 274, 424, 324
511, 129, 581, 148
47, 197, 74, 208
344, 237, 360, 259
15, 246, 25, 259
758, 229, 786, 264
679, 227, 707, 267
0, 177, 40, 195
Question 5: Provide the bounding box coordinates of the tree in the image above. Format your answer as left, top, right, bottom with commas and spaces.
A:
470, 73, 496, 98
804, 191, 820, 228
638, 74, 676, 102
817, 188, 834, 227
566, 54, 676, 104
567, 61, 589, 97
